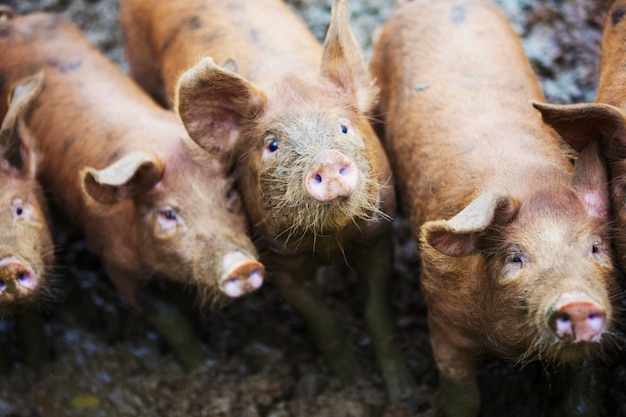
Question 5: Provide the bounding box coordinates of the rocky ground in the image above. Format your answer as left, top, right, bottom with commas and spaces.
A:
0, 0, 622, 416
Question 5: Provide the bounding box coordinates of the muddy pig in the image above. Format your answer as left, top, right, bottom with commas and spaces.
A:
120, 0, 415, 401
533, 0, 626, 277
0, 10, 265, 371
370, 0, 620, 415
0, 69, 55, 371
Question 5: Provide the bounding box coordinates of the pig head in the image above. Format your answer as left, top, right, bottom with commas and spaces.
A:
0, 72, 54, 309
175, 0, 393, 253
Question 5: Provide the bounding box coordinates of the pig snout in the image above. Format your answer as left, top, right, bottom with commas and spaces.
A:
304, 150, 359, 202
220, 251, 265, 298
548, 291, 606, 343
0, 257, 38, 302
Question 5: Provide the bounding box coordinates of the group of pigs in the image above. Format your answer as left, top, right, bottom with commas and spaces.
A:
1, 0, 625, 415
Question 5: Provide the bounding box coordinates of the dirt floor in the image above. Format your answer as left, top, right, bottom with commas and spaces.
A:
0, 0, 622, 416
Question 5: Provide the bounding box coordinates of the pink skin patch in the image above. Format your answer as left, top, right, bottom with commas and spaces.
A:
0, 257, 38, 301
304, 150, 359, 202
220, 251, 265, 297
551, 291, 606, 343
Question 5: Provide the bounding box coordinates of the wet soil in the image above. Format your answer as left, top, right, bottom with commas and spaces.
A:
0, 0, 623, 416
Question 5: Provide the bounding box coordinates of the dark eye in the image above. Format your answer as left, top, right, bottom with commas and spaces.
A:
268, 139, 279, 152
506, 252, 524, 266
12, 198, 25, 219
592, 242, 601, 254
161, 209, 177, 221
341, 124, 348, 134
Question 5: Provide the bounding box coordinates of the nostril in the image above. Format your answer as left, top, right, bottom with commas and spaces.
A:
314, 173, 322, 184
339, 165, 352, 176
555, 314, 572, 336
17, 272, 28, 282
0, 279, 4, 291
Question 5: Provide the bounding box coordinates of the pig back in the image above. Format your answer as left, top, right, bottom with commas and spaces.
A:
121, 0, 323, 105
371, 0, 572, 232
0, 12, 187, 227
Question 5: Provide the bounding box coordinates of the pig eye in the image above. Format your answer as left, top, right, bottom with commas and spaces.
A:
11, 198, 26, 220
340, 124, 348, 134
592, 242, 601, 254
159, 208, 177, 222
505, 252, 524, 267
268, 139, 279, 152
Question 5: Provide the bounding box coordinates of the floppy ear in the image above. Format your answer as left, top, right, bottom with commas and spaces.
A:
533, 101, 626, 154
422, 192, 519, 257
0, 72, 44, 179
572, 141, 610, 220
174, 56, 266, 162
82, 152, 164, 205
320, 0, 378, 113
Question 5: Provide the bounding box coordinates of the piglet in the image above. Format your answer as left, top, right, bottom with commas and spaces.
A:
0, 10, 264, 371
0, 71, 55, 370
121, 0, 415, 401
370, 0, 619, 416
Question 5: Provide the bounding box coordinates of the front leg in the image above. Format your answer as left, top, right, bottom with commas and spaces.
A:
429, 323, 481, 417
269, 254, 363, 382
105, 263, 211, 373
15, 310, 49, 369
352, 235, 417, 402
549, 358, 606, 417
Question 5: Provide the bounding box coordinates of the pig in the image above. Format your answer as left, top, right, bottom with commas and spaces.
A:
120, 0, 416, 401
0, 10, 264, 371
0, 71, 55, 370
533, 0, 626, 275
370, 0, 620, 416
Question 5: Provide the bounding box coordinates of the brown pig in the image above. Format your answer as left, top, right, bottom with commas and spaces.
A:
0, 71, 55, 369
533, 0, 626, 275
120, 0, 415, 401
370, 0, 620, 416
0, 10, 264, 370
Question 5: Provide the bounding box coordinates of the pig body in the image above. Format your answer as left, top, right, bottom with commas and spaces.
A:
121, 0, 414, 401
0, 11, 264, 370
371, 0, 619, 415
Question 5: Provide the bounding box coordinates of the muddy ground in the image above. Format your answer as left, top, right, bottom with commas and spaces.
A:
0, 0, 622, 416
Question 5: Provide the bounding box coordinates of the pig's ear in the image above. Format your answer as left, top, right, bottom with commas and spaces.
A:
533, 101, 626, 153
82, 152, 164, 205
572, 141, 610, 219
321, 0, 378, 113
175, 56, 267, 161
422, 192, 519, 257
0, 72, 44, 179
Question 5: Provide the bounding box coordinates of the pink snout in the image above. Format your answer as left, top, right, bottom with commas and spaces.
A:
548, 291, 606, 343
0, 257, 38, 302
220, 251, 264, 298
304, 150, 358, 202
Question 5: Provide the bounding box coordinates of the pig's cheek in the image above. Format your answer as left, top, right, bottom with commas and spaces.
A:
226, 188, 243, 215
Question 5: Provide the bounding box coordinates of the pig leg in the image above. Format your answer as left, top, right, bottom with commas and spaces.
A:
429, 326, 481, 417
271, 255, 362, 381
15, 310, 48, 368
106, 265, 211, 372
352, 236, 417, 402
549, 359, 605, 417
135, 288, 212, 372
0, 321, 10, 373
